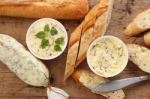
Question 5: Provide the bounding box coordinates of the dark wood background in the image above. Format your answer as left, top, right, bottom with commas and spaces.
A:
0, 0, 150, 99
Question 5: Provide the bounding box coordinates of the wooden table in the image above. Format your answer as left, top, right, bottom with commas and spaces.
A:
0, 0, 150, 99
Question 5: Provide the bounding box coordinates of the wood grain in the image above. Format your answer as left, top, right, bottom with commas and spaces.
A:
0, 0, 150, 99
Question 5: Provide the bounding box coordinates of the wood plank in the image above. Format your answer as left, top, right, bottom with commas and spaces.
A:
0, 0, 149, 99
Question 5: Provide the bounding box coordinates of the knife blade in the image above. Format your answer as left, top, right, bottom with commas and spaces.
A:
92, 75, 150, 93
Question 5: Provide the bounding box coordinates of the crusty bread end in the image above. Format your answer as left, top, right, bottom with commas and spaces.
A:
124, 9, 150, 36
127, 44, 150, 73
144, 31, 150, 46
72, 69, 125, 99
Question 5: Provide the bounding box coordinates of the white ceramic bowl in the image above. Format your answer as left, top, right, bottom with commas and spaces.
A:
87, 36, 128, 78
26, 18, 68, 60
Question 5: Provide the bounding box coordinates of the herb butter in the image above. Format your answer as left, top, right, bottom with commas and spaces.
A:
26, 18, 68, 60
87, 36, 128, 77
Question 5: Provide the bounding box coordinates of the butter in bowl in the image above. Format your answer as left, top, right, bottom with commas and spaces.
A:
87, 36, 128, 78
26, 18, 68, 60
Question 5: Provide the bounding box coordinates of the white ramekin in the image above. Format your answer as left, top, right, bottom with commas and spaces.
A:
87, 36, 128, 78
26, 18, 68, 60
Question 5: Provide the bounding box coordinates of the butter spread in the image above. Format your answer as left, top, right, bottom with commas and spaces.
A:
27, 19, 66, 59
88, 36, 128, 77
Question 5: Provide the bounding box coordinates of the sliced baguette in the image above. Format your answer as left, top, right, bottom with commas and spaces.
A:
64, 0, 114, 80
72, 69, 125, 99
124, 9, 150, 36
144, 31, 150, 46
0, 0, 89, 19
127, 44, 150, 73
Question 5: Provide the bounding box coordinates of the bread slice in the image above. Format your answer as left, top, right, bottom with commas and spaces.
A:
0, 0, 89, 19
144, 31, 150, 46
127, 44, 150, 73
64, 0, 114, 80
124, 9, 150, 36
72, 69, 125, 99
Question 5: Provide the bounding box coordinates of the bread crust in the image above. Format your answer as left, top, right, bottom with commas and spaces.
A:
144, 31, 150, 46
0, 0, 89, 19
72, 69, 125, 99
127, 44, 150, 74
124, 9, 150, 36
64, 0, 114, 80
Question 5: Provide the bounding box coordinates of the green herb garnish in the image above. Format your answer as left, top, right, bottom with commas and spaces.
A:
50, 27, 58, 36
35, 24, 59, 49
41, 39, 49, 49
55, 37, 64, 45
36, 31, 46, 39
54, 44, 62, 51
44, 24, 50, 32
54, 37, 64, 51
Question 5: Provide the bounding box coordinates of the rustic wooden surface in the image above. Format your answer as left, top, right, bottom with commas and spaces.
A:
0, 0, 150, 99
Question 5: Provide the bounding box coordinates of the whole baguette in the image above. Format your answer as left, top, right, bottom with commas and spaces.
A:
64, 0, 113, 80
72, 69, 125, 99
0, 0, 89, 19
124, 9, 150, 36
127, 44, 150, 74
0, 34, 49, 87
144, 31, 150, 46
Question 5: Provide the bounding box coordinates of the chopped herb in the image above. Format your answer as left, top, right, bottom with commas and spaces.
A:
50, 27, 58, 36
44, 24, 50, 32
41, 39, 49, 49
36, 31, 46, 39
55, 37, 64, 45
54, 44, 62, 51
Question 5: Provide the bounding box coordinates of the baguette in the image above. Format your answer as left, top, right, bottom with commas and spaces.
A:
127, 44, 150, 73
0, 0, 89, 19
0, 34, 49, 87
64, 0, 114, 80
72, 69, 125, 99
144, 31, 150, 46
124, 9, 150, 36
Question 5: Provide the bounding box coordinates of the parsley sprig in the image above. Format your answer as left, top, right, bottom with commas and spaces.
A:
35, 24, 64, 51
55, 37, 64, 45
36, 31, 46, 39
44, 24, 50, 32
50, 27, 58, 36
54, 45, 62, 51
41, 39, 49, 49
54, 37, 64, 51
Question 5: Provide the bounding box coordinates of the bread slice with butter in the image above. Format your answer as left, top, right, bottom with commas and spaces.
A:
72, 69, 125, 99
127, 44, 150, 73
124, 9, 150, 36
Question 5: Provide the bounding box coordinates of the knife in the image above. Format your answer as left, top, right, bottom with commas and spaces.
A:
92, 75, 150, 93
